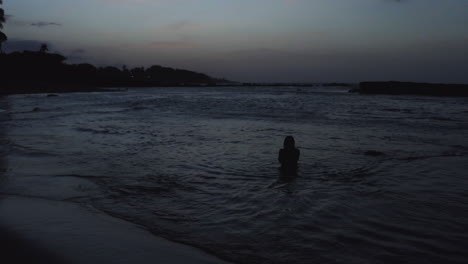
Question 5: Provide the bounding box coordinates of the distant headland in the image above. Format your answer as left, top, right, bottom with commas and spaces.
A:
0, 47, 352, 95
2, 48, 468, 97
350, 81, 468, 97
0, 47, 232, 95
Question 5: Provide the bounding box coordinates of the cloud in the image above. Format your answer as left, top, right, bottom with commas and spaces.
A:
98, 0, 152, 6
30, 21, 61, 27
149, 40, 195, 48
71, 48, 86, 54
162, 21, 201, 31
6, 17, 62, 27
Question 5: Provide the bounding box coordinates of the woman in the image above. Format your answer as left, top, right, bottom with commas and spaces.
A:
278, 136, 300, 175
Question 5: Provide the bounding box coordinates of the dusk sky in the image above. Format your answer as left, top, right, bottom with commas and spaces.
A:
3, 0, 468, 83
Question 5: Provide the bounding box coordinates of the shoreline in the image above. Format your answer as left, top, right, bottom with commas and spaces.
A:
0, 195, 231, 264
0, 85, 121, 96
0, 83, 354, 96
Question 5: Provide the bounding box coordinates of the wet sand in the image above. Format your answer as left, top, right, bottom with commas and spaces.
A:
0, 196, 230, 264
0, 227, 65, 264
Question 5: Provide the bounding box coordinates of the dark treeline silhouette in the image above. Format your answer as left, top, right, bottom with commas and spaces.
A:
350, 81, 468, 97
0, 0, 6, 53
0, 46, 224, 95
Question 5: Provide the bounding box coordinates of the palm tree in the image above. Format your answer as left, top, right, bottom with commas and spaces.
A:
0, 0, 4, 25
0, 1, 6, 50
0, 0, 7, 53
39, 43, 49, 53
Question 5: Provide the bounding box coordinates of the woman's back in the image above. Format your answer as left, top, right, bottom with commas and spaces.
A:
278, 136, 300, 173
279, 148, 300, 169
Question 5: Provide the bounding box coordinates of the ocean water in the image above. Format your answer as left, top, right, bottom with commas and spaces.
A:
1, 86, 468, 264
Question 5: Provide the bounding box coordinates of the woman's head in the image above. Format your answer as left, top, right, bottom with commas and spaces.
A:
283, 136, 295, 149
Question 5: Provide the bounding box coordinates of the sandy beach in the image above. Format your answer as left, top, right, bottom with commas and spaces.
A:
0, 196, 230, 264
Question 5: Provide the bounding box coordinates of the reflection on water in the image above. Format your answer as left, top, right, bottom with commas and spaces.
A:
2, 87, 468, 263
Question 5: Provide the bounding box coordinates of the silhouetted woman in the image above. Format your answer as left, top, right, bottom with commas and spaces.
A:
278, 136, 300, 175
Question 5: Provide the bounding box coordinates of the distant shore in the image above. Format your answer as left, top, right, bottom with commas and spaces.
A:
1, 50, 356, 96
4, 81, 468, 97
350, 81, 468, 97
0, 82, 353, 96
0, 83, 108, 95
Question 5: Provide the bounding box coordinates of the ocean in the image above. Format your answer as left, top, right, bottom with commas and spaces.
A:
1, 86, 468, 263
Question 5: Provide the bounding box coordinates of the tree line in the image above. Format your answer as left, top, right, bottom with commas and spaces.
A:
0, 0, 6, 52
0, 47, 220, 94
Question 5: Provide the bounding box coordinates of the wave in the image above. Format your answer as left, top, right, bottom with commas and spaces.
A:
75, 126, 125, 135
9, 143, 59, 157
